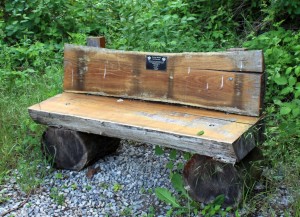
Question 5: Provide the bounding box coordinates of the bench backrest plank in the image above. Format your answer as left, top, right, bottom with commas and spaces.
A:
63, 44, 264, 116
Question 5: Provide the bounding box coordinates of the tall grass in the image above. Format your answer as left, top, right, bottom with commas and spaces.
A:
0, 43, 63, 189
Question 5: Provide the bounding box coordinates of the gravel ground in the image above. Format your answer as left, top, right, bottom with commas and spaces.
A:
0, 140, 295, 217
0, 141, 186, 217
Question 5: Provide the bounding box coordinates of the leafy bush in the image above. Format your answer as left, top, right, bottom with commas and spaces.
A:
0, 39, 63, 90
244, 28, 300, 164
0, 39, 63, 186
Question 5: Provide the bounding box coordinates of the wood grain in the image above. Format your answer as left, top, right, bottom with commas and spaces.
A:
28, 93, 262, 163
63, 44, 264, 116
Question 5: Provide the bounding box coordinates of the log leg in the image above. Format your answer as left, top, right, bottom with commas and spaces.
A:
183, 148, 263, 207
41, 127, 120, 171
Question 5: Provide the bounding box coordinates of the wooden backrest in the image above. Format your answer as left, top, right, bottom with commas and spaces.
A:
63, 42, 265, 117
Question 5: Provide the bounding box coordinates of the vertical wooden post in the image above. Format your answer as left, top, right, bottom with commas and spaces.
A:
87, 36, 106, 48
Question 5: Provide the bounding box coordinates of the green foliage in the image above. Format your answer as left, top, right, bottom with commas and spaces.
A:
154, 145, 164, 156
120, 207, 132, 216
0, 195, 10, 204
155, 171, 233, 216
0, 0, 299, 215
244, 28, 300, 105
243, 27, 299, 215
113, 183, 123, 192
146, 206, 156, 217
55, 173, 63, 180
50, 187, 65, 205
85, 185, 92, 191
105, 0, 241, 52
265, 0, 300, 20
2, 0, 78, 43
155, 187, 181, 208
244, 28, 300, 165
201, 195, 233, 217
0, 39, 63, 185
171, 173, 190, 199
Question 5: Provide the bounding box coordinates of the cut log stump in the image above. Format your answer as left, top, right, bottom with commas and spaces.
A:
41, 127, 120, 171
183, 148, 263, 207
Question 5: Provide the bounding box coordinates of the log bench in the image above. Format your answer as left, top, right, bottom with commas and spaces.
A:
28, 37, 265, 206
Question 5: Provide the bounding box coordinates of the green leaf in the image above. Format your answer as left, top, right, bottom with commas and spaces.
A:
289, 76, 297, 86
292, 107, 300, 117
210, 210, 216, 215
274, 99, 282, 105
177, 162, 184, 170
274, 76, 288, 85
280, 107, 292, 115
171, 173, 190, 198
169, 150, 177, 160
187, 17, 196, 21
171, 173, 184, 192
280, 86, 293, 95
226, 206, 233, 212
213, 194, 225, 205
295, 90, 300, 98
214, 205, 221, 211
285, 67, 293, 75
166, 162, 174, 170
183, 152, 191, 160
295, 66, 300, 76
155, 188, 180, 208
197, 130, 204, 136
29, 123, 37, 132
155, 145, 164, 155
294, 45, 300, 51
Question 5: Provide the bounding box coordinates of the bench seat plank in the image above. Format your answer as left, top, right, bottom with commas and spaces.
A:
28, 92, 261, 163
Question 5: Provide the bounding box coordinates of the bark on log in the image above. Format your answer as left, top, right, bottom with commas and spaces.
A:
41, 127, 120, 171
183, 148, 263, 207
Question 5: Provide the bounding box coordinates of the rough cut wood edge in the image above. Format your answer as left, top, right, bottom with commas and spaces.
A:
28, 108, 239, 163
87, 36, 105, 48
232, 118, 265, 162
64, 44, 264, 72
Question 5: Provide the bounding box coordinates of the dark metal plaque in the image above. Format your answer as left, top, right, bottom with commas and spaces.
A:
146, 55, 167, 71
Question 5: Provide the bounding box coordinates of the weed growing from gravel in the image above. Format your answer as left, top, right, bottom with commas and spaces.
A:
55, 173, 63, 180
0, 195, 10, 204
71, 183, 78, 190
85, 185, 92, 191
99, 182, 109, 189
146, 206, 156, 217
113, 183, 123, 192
120, 207, 132, 216
153, 147, 235, 216
50, 187, 65, 205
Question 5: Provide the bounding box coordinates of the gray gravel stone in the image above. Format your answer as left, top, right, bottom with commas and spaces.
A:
0, 141, 294, 217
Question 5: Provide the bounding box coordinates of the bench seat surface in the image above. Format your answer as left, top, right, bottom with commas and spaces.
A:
29, 92, 260, 163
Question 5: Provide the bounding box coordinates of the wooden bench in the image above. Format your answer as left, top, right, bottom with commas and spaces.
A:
28, 37, 265, 205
